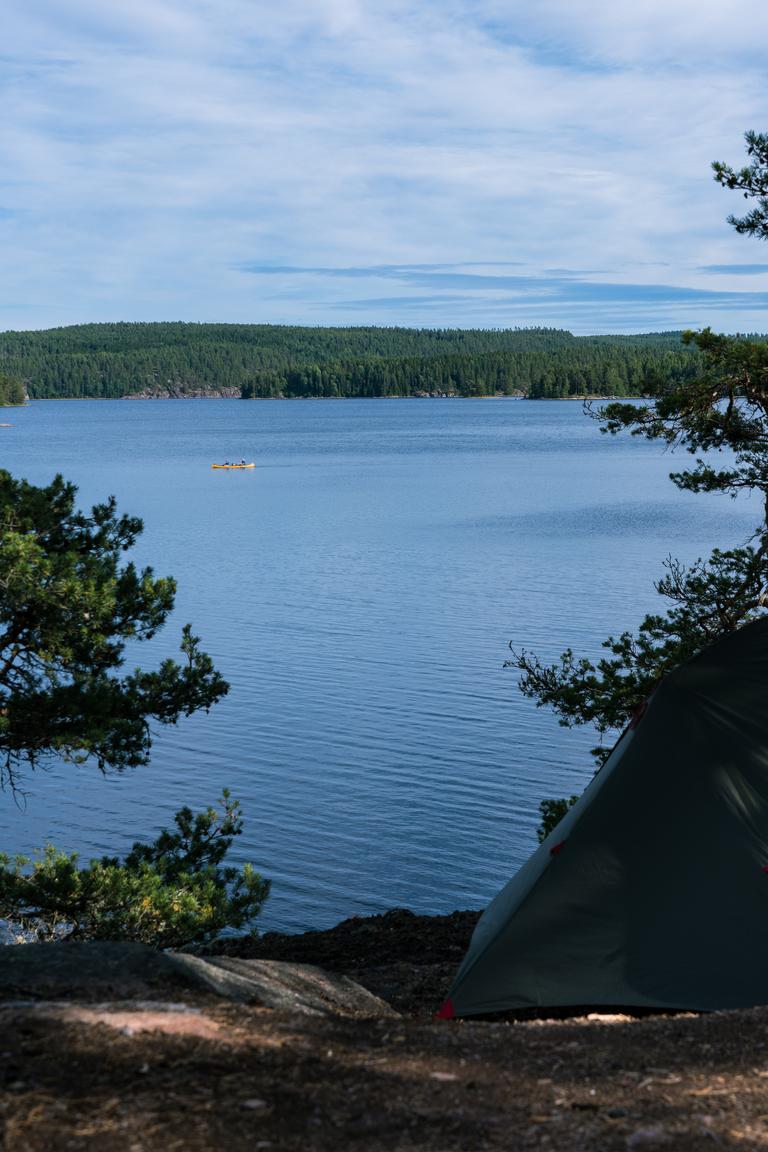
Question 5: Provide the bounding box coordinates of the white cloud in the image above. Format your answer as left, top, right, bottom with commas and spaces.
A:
478, 0, 768, 67
1, 0, 768, 330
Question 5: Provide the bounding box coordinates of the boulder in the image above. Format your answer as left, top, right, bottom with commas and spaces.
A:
0, 941, 398, 1018
168, 953, 398, 1017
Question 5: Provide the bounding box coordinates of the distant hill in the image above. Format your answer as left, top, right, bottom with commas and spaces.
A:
0, 322, 702, 400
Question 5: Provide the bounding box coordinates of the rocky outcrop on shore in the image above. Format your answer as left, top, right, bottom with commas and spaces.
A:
122, 386, 241, 398
207, 907, 480, 1016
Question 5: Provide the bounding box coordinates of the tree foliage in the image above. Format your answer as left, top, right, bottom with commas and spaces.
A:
0, 371, 25, 407
509, 134, 768, 840
713, 130, 768, 241
0, 322, 702, 400
536, 796, 580, 844
511, 542, 768, 773
0, 792, 269, 947
0, 470, 228, 787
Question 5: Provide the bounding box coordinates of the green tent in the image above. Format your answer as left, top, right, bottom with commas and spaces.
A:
439, 618, 768, 1018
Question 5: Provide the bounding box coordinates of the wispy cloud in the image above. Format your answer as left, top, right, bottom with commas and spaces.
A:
699, 264, 768, 276
2, 1, 768, 331
236, 261, 768, 329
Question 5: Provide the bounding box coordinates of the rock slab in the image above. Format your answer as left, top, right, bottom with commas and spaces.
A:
0, 941, 398, 1017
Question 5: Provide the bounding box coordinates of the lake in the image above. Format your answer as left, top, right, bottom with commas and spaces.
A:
0, 398, 756, 932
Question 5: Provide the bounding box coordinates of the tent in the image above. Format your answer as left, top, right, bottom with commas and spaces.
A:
439, 618, 768, 1018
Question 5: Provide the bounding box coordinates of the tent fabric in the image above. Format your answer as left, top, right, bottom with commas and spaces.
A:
445, 618, 768, 1017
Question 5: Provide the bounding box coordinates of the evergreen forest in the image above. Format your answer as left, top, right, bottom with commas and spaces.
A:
0, 323, 704, 400
0, 371, 26, 407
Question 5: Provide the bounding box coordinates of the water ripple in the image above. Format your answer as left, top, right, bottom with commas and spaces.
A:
0, 399, 741, 931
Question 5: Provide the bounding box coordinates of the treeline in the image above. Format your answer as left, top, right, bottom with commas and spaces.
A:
240, 346, 698, 399
0, 322, 702, 400
0, 371, 25, 407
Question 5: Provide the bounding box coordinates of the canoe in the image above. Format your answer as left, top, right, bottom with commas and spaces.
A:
211, 463, 256, 469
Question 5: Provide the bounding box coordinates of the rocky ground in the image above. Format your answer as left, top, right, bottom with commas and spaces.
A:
209, 907, 480, 1016
3, 909, 768, 1150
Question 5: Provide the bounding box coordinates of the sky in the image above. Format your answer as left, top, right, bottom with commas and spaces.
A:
3, 0, 768, 334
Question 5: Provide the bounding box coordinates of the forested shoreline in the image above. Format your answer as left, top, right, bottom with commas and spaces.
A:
0, 371, 26, 407
0, 322, 704, 400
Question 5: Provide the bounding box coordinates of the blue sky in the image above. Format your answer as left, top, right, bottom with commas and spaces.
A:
3, 0, 768, 333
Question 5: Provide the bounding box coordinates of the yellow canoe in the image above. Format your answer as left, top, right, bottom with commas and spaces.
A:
211, 462, 256, 469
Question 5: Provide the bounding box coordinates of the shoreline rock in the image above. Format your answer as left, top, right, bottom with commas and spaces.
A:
121, 386, 241, 399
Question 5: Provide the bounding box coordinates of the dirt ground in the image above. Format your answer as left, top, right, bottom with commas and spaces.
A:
4, 909, 768, 1150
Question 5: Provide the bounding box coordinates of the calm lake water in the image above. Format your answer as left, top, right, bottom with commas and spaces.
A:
0, 399, 756, 932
